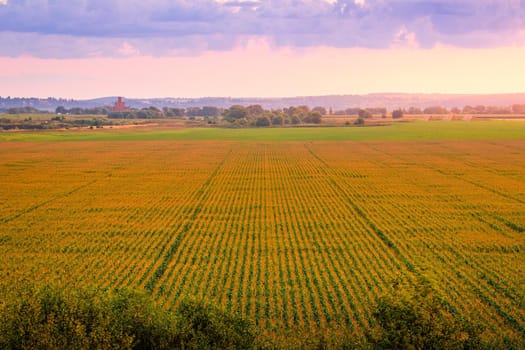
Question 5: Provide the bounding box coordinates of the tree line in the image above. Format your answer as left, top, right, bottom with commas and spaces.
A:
399, 104, 525, 115
4, 107, 50, 114
330, 104, 525, 116
106, 106, 221, 119
55, 106, 111, 115
105, 104, 324, 126
4, 103, 525, 119
222, 105, 323, 126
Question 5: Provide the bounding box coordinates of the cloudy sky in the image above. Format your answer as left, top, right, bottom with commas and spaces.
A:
1, 0, 524, 98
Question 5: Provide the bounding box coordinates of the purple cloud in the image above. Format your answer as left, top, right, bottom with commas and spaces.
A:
0, 0, 524, 57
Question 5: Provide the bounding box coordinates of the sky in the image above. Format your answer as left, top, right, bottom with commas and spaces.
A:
0, 0, 524, 99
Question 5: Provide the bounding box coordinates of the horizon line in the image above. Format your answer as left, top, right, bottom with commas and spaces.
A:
3, 91, 525, 101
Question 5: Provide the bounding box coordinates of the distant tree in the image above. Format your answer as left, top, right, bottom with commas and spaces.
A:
172, 108, 186, 117
162, 107, 174, 117
255, 115, 271, 127
474, 105, 486, 114
186, 107, 202, 117
246, 105, 264, 117
486, 106, 511, 114
283, 106, 294, 117
272, 114, 284, 126
284, 106, 309, 119
408, 107, 422, 114
68, 107, 84, 115
367, 107, 387, 115
462, 105, 475, 114
392, 109, 404, 119
201, 106, 221, 117
346, 108, 360, 115
144, 106, 163, 118
423, 106, 449, 114
311, 112, 322, 124
290, 115, 302, 125
295, 105, 310, 115
137, 110, 149, 119
512, 104, 525, 114
303, 111, 322, 124
312, 106, 327, 115
5, 107, 43, 114
56, 106, 67, 114
354, 117, 365, 125
222, 105, 248, 122
451, 107, 461, 114
108, 111, 124, 119
358, 109, 373, 119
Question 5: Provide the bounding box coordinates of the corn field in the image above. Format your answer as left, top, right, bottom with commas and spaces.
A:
1, 139, 524, 344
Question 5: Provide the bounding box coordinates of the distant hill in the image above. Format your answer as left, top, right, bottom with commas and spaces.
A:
1, 93, 525, 112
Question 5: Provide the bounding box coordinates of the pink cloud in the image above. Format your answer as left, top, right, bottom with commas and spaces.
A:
1, 0, 525, 58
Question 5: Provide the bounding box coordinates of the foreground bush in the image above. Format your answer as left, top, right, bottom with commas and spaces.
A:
0, 286, 173, 349
1, 282, 523, 349
176, 298, 254, 350
0, 285, 254, 350
367, 279, 484, 350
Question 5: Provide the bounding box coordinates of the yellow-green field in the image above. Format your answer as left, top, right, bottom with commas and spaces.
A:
1, 128, 524, 346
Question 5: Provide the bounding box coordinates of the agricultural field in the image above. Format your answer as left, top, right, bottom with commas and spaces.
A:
1, 119, 525, 142
1, 122, 524, 347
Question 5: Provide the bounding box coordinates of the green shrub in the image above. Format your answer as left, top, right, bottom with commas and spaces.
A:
0, 286, 255, 350
367, 279, 484, 350
392, 109, 404, 119
0, 286, 176, 350
255, 116, 271, 127
175, 298, 255, 350
354, 117, 365, 125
